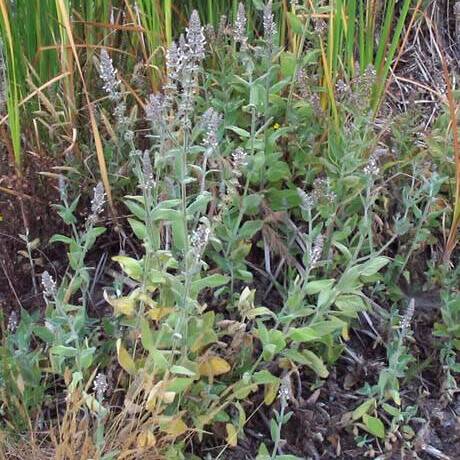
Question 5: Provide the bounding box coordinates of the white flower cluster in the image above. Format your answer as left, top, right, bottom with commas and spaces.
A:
202, 108, 222, 156
42, 271, 57, 299
87, 182, 106, 226
263, 1, 276, 47
99, 49, 121, 101
93, 372, 109, 401
190, 224, 211, 261
234, 3, 248, 50
309, 234, 324, 266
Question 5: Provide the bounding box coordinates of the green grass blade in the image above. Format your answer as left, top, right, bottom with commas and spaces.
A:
0, 0, 22, 167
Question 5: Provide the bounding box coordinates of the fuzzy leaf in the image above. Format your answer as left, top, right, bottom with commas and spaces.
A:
305, 279, 335, 295
311, 317, 346, 336
287, 12, 304, 34
103, 291, 136, 317
116, 339, 136, 375
166, 377, 194, 393
300, 349, 329, 378
170, 365, 197, 377
170, 217, 186, 251
149, 349, 169, 370
164, 418, 188, 437
239, 220, 263, 239
198, 356, 231, 377
124, 199, 146, 220
49, 234, 73, 245
288, 326, 320, 342
280, 51, 297, 77
187, 192, 212, 214
245, 307, 275, 320
33, 325, 54, 343
359, 257, 390, 277
50, 345, 77, 357
242, 194, 263, 214
284, 349, 329, 378
253, 370, 279, 385
128, 218, 147, 240
250, 83, 266, 112
352, 398, 376, 421
363, 414, 385, 439
151, 208, 181, 221
140, 318, 155, 352
112, 256, 142, 281
264, 381, 280, 405
257, 443, 270, 460
191, 274, 229, 297
226, 423, 238, 447
147, 307, 174, 321
277, 456, 304, 460
137, 430, 156, 448
267, 161, 290, 183
335, 294, 367, 317
227, 126, 250, 138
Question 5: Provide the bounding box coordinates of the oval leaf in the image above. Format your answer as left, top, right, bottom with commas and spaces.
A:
198, 356, 231, 377
116, 339, 136, 375
363, 414, 385, 439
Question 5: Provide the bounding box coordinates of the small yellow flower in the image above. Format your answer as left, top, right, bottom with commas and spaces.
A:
273, 122, 280, 130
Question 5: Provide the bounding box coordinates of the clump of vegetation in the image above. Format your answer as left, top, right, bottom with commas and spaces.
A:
0, 1, 459, 459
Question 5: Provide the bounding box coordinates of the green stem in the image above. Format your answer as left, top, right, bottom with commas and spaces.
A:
271, 403, 286, 459
224, 105, 257, 260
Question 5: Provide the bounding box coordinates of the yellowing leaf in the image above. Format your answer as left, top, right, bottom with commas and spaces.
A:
137, 430, 156, 448
137, 292, 158, 308
116, 339, 136, 375
16, 374, 25, 394
264, 381, 280, 405
239, 286, 255, 304
198, 356, 231, 378
342, 323, 350, 341
104, 290, 136, 317
146, 381, 162, 411
82, 391, 107, 417
165, 417, 188, 437
148, 307, 175, 321
226, 423, 238, 447
352, 398, 376, 421
245, 307, 275, 320
162, 391, 176, 404
146, 395, 157, 412
146, 380, 176, 410
191, 331, 218, 353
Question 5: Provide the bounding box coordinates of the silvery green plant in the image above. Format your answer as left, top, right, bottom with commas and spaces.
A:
270, 376, 294, 459
0, 307, 45, 430
395, 165, 445, 279
110, 10, 230, 358
263, 0, 276, 50
367, 298, 415, 405
44, 178, 107, 375
51, 178, 106, 296
350, 300, 417, 444
205, 4, 288, 294
98, 48, 134, 169
234, 2, 248, 51
433, 268, 460, 402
